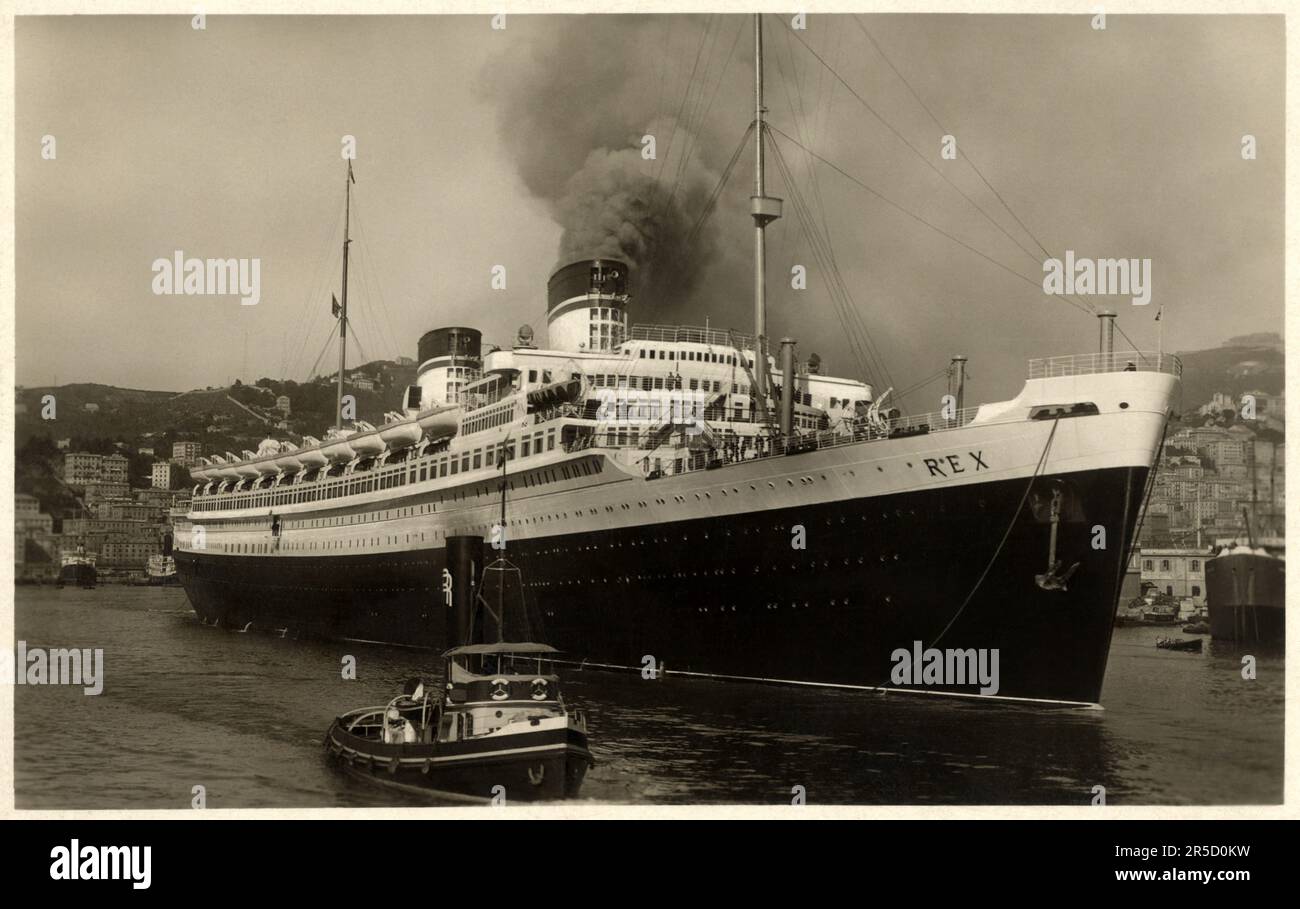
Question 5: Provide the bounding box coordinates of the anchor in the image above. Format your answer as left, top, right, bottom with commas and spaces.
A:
1035, 483, 1080, 591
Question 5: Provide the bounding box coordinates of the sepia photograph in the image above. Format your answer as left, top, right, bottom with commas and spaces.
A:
4, 2, 1290, 836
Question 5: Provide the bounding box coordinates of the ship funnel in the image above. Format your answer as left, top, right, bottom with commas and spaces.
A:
546, 259, 630, 353
444, 535, 483, 650
416, 327, 482, 406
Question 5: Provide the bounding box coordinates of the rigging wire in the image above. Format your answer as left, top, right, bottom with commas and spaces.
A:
304, 321, 339, 383
767, 124, 1094, 315
893, 366, 950, 403
646, 15, 714, 218
850, 16, 1099, 318
776, 15, 1094, 320
682, 123, 754, 250
286, 198, 347, 380
766, 128, 891, 392
349, 192, 405, 360
658, 17, 747, 222
769, 26, 898, 397
349, 319, 371, 370
1111, 320, 1151, 364
927, 416, 1061, 648
767, 132, 874, 378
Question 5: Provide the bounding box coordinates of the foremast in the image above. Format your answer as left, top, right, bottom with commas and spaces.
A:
335, 161, 355, 431
750, 14, 782, 434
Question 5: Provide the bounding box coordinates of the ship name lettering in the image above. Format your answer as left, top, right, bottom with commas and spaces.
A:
922, 451, 989, 478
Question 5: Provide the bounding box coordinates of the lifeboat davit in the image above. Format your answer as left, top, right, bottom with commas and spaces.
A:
297, 436, 328, 468
417, 403, 462, 441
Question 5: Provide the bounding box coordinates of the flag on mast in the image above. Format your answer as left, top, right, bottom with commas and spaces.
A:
347, 160, 355, 184
331, 294, 341, 318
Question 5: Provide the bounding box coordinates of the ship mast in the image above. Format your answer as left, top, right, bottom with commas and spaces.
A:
335, 161, 355, 430
750, 14, 782, 431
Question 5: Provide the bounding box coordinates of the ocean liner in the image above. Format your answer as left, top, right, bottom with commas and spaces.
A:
175, 16, 1180, 705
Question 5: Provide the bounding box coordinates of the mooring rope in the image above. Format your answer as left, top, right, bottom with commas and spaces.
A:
927, 415, 1062, 648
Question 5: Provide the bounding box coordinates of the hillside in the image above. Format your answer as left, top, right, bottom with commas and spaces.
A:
1172, 343, 1284, 414
15, 362, 412, 457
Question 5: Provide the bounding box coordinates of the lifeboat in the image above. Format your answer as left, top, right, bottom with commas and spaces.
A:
211, 455, 240, 482
297, 436, 328, 468
321, 432, 356, 463
350, 421, 385, 456
275, 442, 302, 473
190, 456, 214, 482
527, 377, 583, 410
379, 419, 423, 451
232, 450, 259, 479
253, 440, 282, 476
417, 403, 462, 441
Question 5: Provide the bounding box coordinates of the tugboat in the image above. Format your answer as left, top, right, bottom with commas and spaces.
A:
325, 632, 593, 802
325, 453, 594, 802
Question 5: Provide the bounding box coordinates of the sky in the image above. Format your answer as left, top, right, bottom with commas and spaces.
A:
14, 13, 1284, 409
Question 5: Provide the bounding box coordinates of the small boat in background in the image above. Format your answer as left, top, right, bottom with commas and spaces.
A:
146, 554, 180, 586
1156, 637, 1203, 653
1181, 621, 1210, 635
1205, 511, 1284, 647
57, 544, 97, 589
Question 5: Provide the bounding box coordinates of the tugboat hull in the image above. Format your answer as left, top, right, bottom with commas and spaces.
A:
324, 720, 592, 802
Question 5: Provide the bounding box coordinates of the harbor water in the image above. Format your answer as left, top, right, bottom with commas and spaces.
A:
13, 587, 1283, 807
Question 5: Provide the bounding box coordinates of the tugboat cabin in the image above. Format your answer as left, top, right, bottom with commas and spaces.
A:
442, 642, 568, 738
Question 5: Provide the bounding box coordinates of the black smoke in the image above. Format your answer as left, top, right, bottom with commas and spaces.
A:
483, 15, 752, 319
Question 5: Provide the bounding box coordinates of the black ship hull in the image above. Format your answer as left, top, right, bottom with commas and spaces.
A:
178, 464, 1148, 705
1205, 552, 1285, 646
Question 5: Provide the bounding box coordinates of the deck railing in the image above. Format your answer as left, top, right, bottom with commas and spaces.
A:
629, 323, 755, 350
1027, 351, 1182, 379
567, 404, 985, 468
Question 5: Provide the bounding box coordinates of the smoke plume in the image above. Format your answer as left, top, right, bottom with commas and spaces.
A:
483, 15, 752, 318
